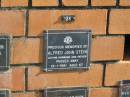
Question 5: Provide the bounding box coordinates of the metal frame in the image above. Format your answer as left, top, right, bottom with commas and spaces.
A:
43, 29, 92, 72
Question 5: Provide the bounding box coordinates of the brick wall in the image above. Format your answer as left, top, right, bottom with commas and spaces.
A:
0, 0, 130, 97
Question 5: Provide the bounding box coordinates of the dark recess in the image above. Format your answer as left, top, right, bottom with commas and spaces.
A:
124, 35, 130, 60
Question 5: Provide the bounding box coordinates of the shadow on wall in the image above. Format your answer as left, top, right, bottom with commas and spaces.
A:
124, 35, 130, 60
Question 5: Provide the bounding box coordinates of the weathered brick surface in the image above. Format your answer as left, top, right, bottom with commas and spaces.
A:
32, 0, 58, 6
105, 61, 130, 86
28, 64, 103, 90
91, 36, 124, 61
1, 0, 28, 7
0, 10, 25, 36
11, 38, 41, 64
109, 9, 130, 34
0, 67, 25, 91
12, 92, 41, 97
12, 67, 25, 91
120, 0, 130, 6
62, 0, 88, 6
92, 0, 116, 6
29, 10, 107, 36
90, 88, 118, 97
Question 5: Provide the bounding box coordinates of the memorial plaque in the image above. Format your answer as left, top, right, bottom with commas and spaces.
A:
43, 30, 92, 72
0, 36, 10, 71
119, 80, 130, 97
0, 90, 9, 97
44, 87, 88, 97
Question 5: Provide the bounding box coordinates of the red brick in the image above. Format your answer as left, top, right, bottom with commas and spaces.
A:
105, 61, 130, 86
11, 38, 41, 64
90, 88, 118, 97
28, 64, 103, 90
62, 0, 88, 6
109, 9, 130, 34
91, 36, 124, 61
1, 0, 28, 7
32, 0, 58, 6
12, 92, 41, 97
120, 0, 130, 6
0, 67, 25, 91
92, 0, 116, 6
29, 10, 107, 36
12, 67, 25, 91
0, 10, 25, 36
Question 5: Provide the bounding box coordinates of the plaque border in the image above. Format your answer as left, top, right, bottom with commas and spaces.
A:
0, 36, 10, 71
43, 30, 92, 72
0, 89, 10, 97
44, 87, 89, 97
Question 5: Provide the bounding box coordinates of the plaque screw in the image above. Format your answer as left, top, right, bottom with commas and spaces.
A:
61, 15, 75, 23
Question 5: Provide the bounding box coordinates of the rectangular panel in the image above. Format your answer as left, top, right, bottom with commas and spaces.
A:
43, 30, 92, 72
0, 90, 9, 97
44, 87, 88, 97
0, 36, 10, 71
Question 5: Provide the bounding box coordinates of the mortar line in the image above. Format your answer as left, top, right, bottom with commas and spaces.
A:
0, 6, 130, 10
123, 35, 127, 60
25, 67, 28, 91
88, 0, 91, 7
59, 0, 63, 7
116, 0, 120, 7
106, 9, 111, 35
28, 0, 32, 8
0, 0, 1, 7
102, 63, 106, 86
25, 10, 29, 37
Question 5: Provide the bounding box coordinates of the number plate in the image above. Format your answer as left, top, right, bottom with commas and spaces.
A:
0, 36, 10, 71
43, 30, 92, 72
